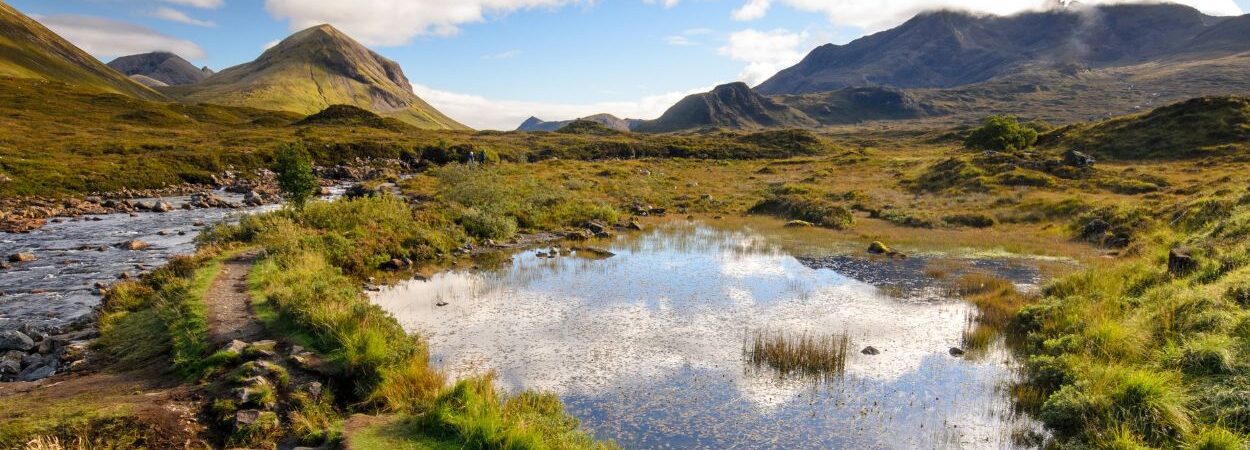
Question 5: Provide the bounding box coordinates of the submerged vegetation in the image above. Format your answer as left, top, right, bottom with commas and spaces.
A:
746, 330, 850, 380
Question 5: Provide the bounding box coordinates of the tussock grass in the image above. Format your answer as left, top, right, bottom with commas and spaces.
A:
745, 330, 850, 380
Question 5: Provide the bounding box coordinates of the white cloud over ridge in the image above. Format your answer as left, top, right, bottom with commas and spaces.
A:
728, 0, 1243, 31
263, 0, 580, 46
718, 28, 812, 85
413, 84, 714, 130
40, 15, 206, 59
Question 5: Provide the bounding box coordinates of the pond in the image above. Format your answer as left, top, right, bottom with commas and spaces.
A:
370, 218, 1047, 449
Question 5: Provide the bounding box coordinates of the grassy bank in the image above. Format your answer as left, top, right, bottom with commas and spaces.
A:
1015, 192, 1250, 448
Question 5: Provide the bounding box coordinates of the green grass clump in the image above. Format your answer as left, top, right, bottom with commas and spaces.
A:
748, 184, 853, 229
908, 158, 989, 193
415, 376, 616, 450
1018, 195, 1250, 446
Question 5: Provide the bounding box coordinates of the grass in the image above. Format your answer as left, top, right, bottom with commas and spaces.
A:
745, 330, 850, 381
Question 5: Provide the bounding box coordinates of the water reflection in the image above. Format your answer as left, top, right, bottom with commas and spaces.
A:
371, 220, 1042, 449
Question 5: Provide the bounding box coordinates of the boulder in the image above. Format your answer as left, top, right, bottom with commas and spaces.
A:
151, 201, 173, 213
235, 409, 263, 426
19, 360, 56, 381
785, 220, 814, 228
0, 330, 35, 352
861, 346, 881, 355
290, 351, 339, 376
220, 339, 248, 355
1063, 150, 1096, 168
867, 241, 892, 255
949, 347, 966, 357
574, 247, 616, 259
626, 220, 644, 231
243, 340, 277, 358
0, 353, 20, 375
1168, 247, 1199, 276
118, 240, 151, 251
7, 253, 36, 263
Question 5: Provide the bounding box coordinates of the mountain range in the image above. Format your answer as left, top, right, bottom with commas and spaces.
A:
106, 52, 213, 87
640, 3, 1250, 132
517, 113, 641, 132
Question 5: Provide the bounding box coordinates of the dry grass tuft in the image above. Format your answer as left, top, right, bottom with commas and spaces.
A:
746, 329, 850, 380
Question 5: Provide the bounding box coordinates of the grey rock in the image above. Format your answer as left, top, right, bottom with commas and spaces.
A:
235, 409, 262, 426
0, 330, 35, 352
19, 360, 57, 381
949, 347, 966, 357
861, 346, 881, 355
7, 252, 36, 263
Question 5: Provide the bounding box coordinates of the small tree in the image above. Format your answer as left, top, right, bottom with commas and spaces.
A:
964, 116, 1039, 151
274, 143, 317, 209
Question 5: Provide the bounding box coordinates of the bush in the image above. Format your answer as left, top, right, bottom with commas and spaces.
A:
964, 116, 1039, 151
943, 213, 996, 228
275, 143, 318, 209
748, 194, 853, 229
459, 208, 518, 240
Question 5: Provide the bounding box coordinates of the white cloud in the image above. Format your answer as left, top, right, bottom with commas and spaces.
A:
718, 28, 810, 85
664, 35, 696, 46
664, 27, 715, 46
412, 83, 715, 130
151, 7, 216, 27
730, 0, 1244, 30
263, 0, 581, 47
161, 0, 224, 9
643, 0, 681, 7
482, 49, 521, 60
40, 15, 206, 59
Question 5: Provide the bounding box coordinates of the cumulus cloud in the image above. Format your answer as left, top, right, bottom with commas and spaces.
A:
150, 7, 216, 27
40, 15, 206, 59
161, 0, 224, 9
412, 84, 715, 130
718, 28, 810, 85
729, 0, 1243, 30
263, 0, 580, 47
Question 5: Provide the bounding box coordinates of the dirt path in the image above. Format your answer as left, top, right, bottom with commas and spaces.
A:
206, 251, 266, 345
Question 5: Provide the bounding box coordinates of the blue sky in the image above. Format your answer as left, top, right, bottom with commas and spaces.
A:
9, 0, 1248, 129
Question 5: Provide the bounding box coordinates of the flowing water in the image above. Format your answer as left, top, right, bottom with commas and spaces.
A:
0, 188, 343, 333
371, 218, 1047, 449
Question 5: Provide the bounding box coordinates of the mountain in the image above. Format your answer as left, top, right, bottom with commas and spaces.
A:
517, 113, 640, 132
166, 24, 468, 130
107, 52, 210, 86
634, 82, 817, 133
1043, 96, 1250, 159
0, 2, 161, 100
773, 86, 942, 124
756, 4, 1250, 95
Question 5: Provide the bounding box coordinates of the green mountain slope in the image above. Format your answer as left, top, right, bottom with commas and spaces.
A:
169, 24, 468, 130
0, 2, 161, 100
635, 82, 817, 133
1044, 96, 1250, 159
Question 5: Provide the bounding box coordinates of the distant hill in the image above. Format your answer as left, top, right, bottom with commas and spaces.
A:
166, 24, 468, 130
773, 86, 942, 124
295, 104, 408, 130
555, 119, 620, 135
756, 4, 1250, 95
1044, 96, 1250, 159
107, 52, 211, 86
634, 82, 817, 133
0, 2, 161, 100
517, 113, 640, 132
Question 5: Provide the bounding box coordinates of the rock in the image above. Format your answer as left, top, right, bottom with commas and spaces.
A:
19, 360, 57, 381
380, 258, 409, 271
949, 347, 966, 357
290, 351, 339, 376
586, 221, 609, 235
7, 252, 36, 263
221, 339, 248, 355
436, 301, 449, 307
244, 340, 277, 358
1168, 247, 1199, 276
117, 272, 132, 280
1063, 150, 1096, 168
784, 220, 814, 228
626, 220, 644, 231
861, 346, 880, 355
151, 201, 173, 213
0, 262, 10, 270
563, 229, 594, 241
651, 207, 667, 216
0, 353, 20, 375
0, 330, 35, 351
36, 338, 56, 355
235, 409, 262, 426
117, 240, 151, 251
1080, 219, 1111, 242
867, 241, 892, 255
21, 353, 43, 368
302, 381, 323, 400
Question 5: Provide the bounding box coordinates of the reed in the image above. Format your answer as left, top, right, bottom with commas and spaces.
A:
745, 329, 850, 380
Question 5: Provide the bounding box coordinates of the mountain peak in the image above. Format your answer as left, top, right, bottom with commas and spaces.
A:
107, 52, 209, 86
172, 24, 467, 130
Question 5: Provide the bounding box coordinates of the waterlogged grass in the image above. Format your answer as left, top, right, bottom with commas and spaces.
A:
745, 330, 850, 381
1015, 195, 1250, 447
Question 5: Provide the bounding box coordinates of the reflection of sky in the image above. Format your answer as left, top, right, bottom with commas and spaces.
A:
370, 221, 1040, 449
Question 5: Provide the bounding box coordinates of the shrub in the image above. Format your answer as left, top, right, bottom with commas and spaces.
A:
458, 208, 518, 240
943, 213, 996, 228
964, 116, 1039, 151
748, 194, 854, 229
275, 143, 318, 209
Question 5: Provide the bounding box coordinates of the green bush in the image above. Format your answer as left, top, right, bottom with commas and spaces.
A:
459, 208, 518, 240
964, 116, 1039, 151
748, 194, 854, 229
275, 143, 318, 209
943, 213, 996, 228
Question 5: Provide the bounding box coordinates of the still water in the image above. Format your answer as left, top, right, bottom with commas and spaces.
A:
372, 218, 1045, 449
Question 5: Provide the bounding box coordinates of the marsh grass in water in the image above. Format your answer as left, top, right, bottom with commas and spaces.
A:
745, 330, 850, 381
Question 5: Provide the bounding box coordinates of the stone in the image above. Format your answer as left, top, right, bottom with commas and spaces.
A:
586, 221, 609, 235
1169, 247, 1199, 276
574, 247, 616, 259
118, 240, 151, 251
151, 201, 173, 213
290, 351, 339, 376
21, 353, 43, 368
235, 409, 262, 426
243, 340, 277, 358
19, 360, 57, 381
36, 338, 56, 355
0, 355, 20, 375
7, 252, 36, 263
1063, 150, 1096, 168
867, 241, 892, 255
626, 220, 644, 231
302, 381, 323, 400
861, 346, 881, 355
0, 330, 35, 352
949, 347, 966, 357
221, 339, 248, 355
784, 220, 814, 228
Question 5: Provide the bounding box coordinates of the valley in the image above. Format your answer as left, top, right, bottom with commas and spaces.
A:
1, 1, 1249, 449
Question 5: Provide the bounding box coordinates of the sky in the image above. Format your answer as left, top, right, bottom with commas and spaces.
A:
9, 0, 1248, 130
